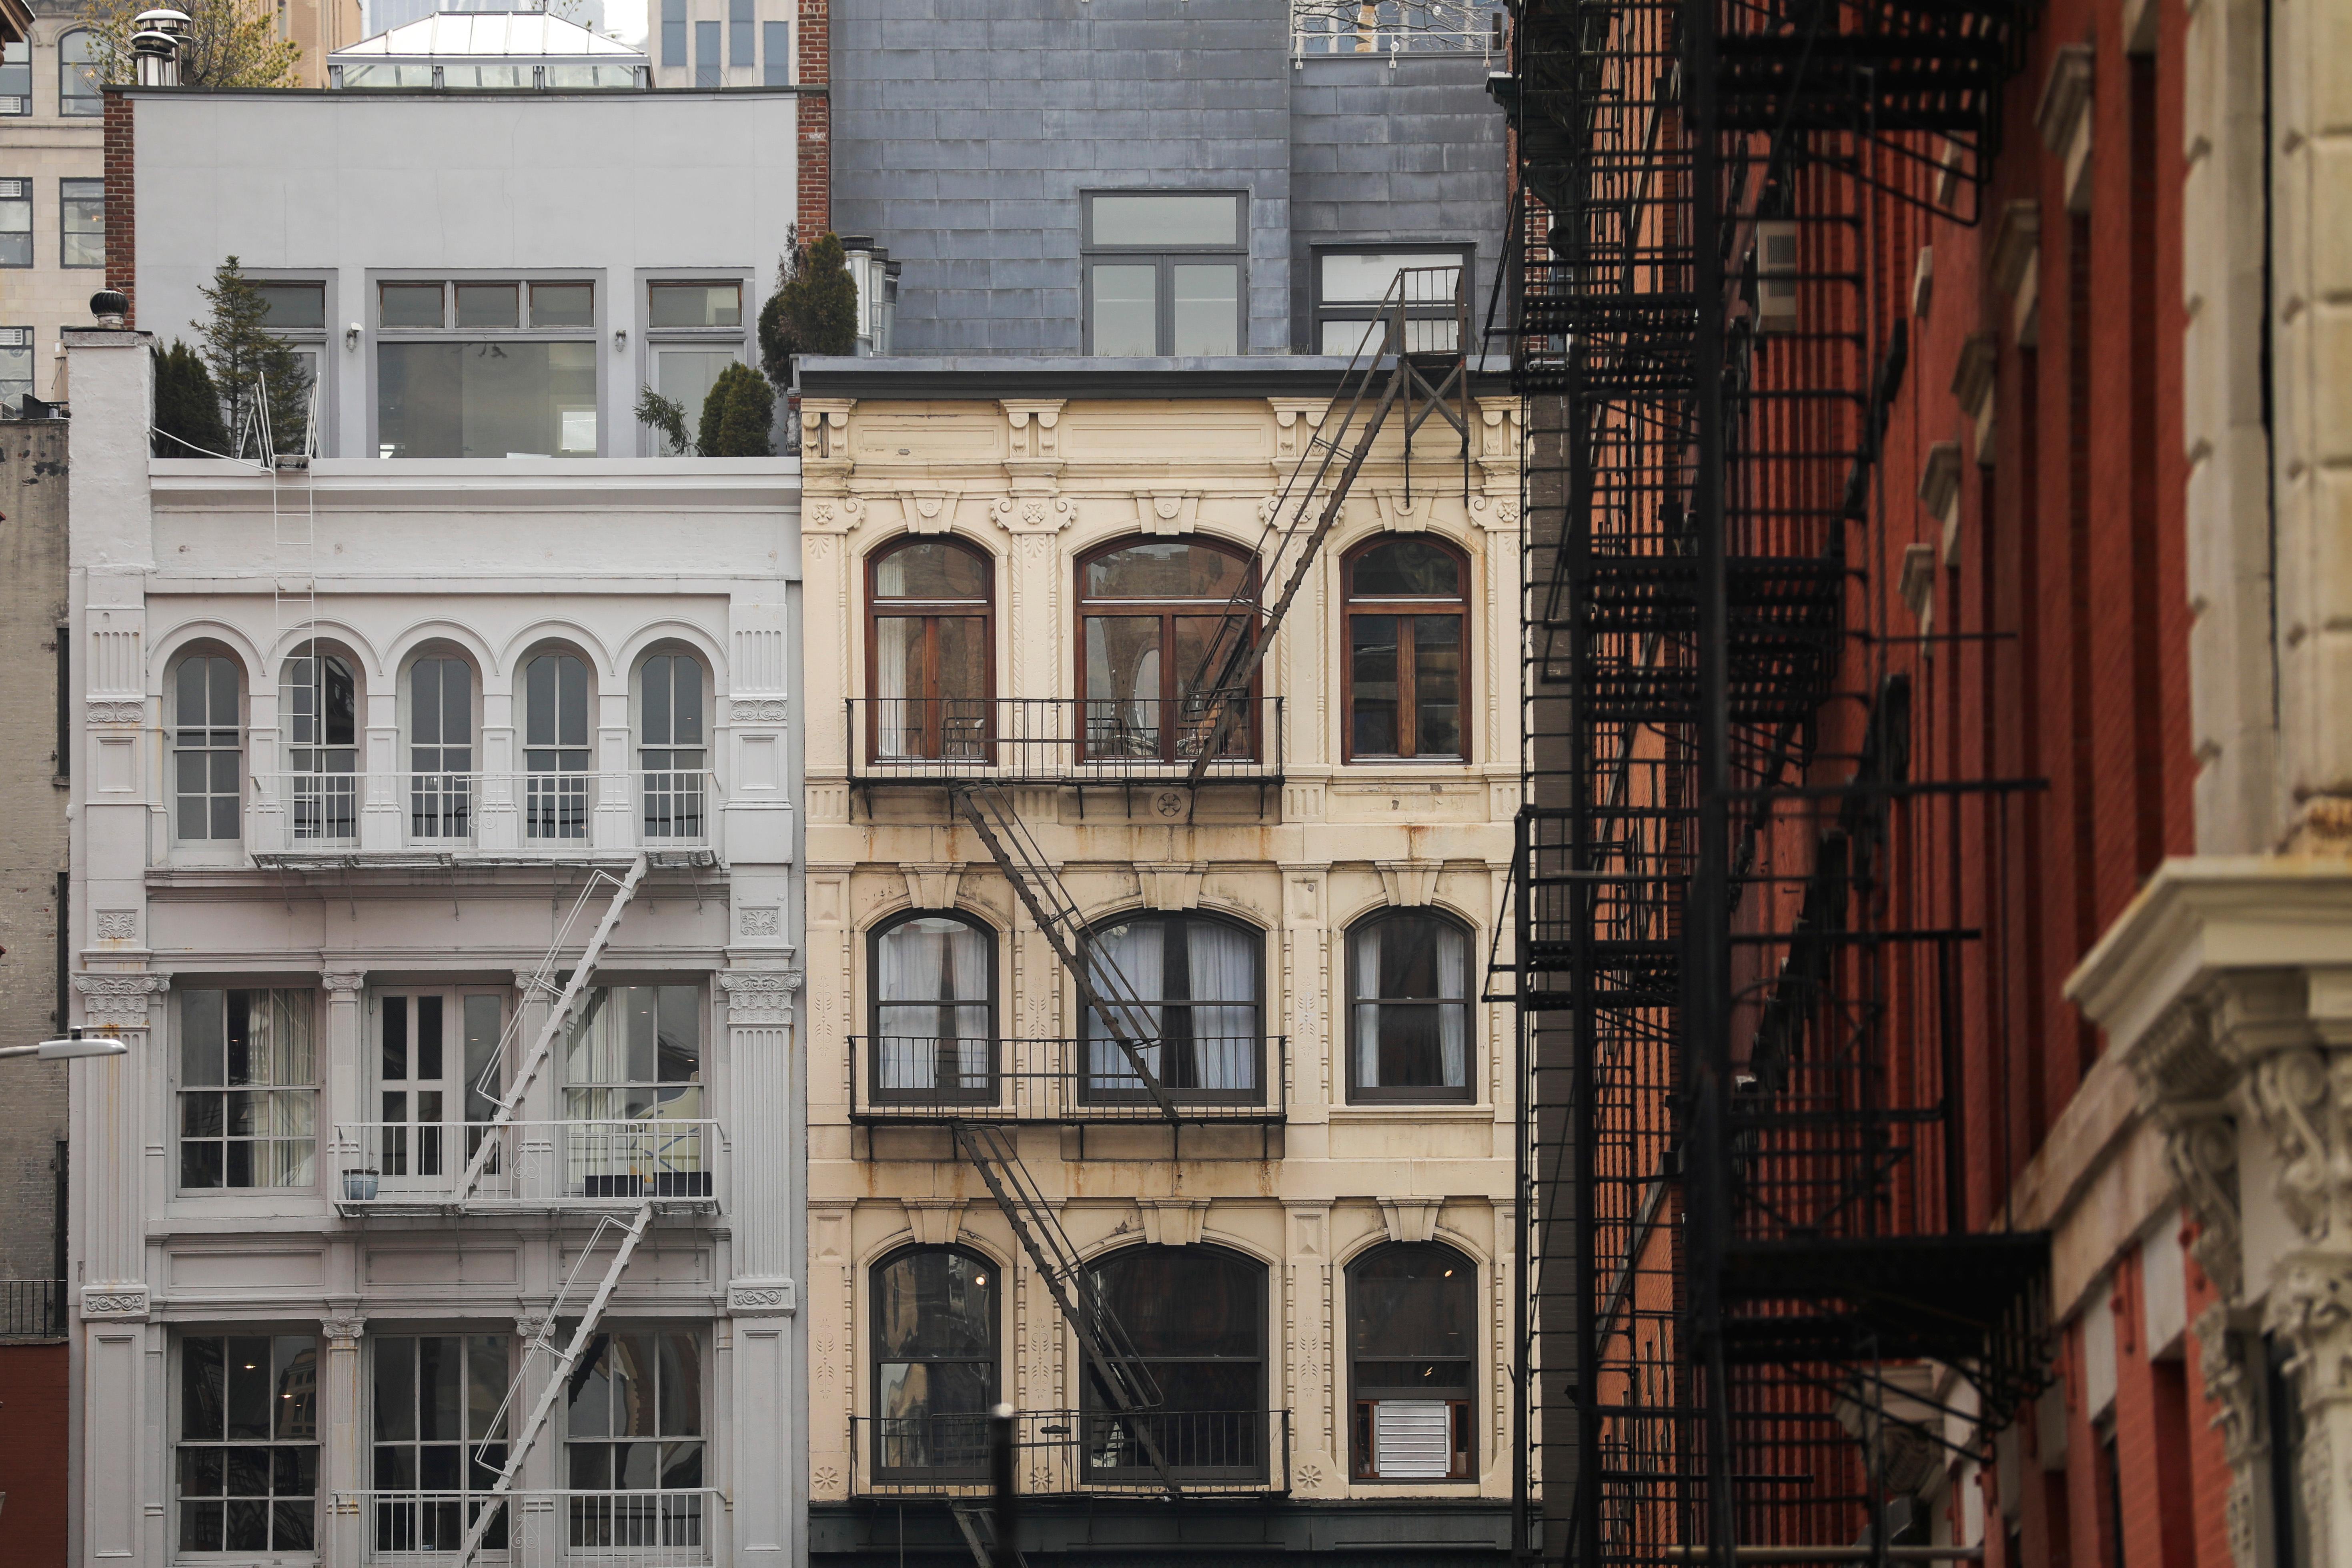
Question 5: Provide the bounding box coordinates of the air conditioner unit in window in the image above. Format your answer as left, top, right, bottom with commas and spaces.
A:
1755, 218, 1799, 334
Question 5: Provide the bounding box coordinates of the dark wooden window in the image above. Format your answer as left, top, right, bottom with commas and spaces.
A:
867, 537, 994, 761
868, 911, 997, 1102
872, 1247, 998, 1478
1349, 1242, 1475, 1480
1082, 912, 1264, 1103
1346, 907, 1474, 1103
1083, 1246, 1267, 1481
1076, 538, 1258, 763
1343, 536, 1468, 761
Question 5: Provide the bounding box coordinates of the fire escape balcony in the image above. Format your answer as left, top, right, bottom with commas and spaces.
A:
246, 770, 721, 868
848, 1034, 1287, 1127
844, 698, 1284, 788
336, 1488, 722, 1568
329, 1119, 726, 1218
847, 1409, 1293, 1499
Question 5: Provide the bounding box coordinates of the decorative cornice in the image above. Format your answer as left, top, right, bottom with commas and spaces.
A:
718, 969, 803, 1023
73, 971, 169, 1029
86, 698, 144, 728
727, 1279, 798, 1317
81, 1284, 150, 1320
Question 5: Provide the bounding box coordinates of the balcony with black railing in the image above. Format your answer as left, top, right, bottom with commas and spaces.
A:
849, 1408, 1291, 1498
845, 697, 1284, 786
848, 1034, 1287, 1125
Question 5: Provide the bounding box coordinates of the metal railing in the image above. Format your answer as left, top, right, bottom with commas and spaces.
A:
1291, 0, 1502, 59
0, 1279, 66, 1338
249, 770, 714, 854
850, 1409, 1291, 1498
848, 1035, 1287, 1123
845, 697, 1283, 784
331, 1119, 724, 1210
341, 1489, 718, 1566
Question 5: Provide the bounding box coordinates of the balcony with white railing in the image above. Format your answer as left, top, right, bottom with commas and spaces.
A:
247, 770, 716, 863
341, 1489, 719, 1568
330, 1119, 725, 1216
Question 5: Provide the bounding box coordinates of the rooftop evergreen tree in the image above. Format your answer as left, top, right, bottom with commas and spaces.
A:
196, 256, 312, 458
757, 230, 859, 387
151, 341, 230, 459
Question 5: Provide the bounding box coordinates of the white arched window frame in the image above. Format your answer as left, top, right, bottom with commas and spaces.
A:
281, 651, 359, 843
170, 653, 243, 843
634, 650, 709, 841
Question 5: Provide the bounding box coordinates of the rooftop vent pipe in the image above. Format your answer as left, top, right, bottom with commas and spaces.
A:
131, 9, 192, 86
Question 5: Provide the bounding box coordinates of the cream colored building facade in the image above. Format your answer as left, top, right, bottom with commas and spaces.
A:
2066, 2, 2352, 1565
795, 368, 1524, 1553
3, 2, 104, 408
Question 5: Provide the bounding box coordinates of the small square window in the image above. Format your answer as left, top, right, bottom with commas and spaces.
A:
379, 282, 446, 328
530, 281, 594, 328
648, 282, 742, 329
255, 284, 326, 330
455, 282, 519, 329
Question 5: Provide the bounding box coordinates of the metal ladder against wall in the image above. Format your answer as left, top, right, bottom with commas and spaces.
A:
454, 1202, 657, 1567
1180, 264, 1476, 786
952, 1120, 1179, 1497
948, 1500, 1033, 1568
268, 381, 320, 717
453, 851, 651, 1201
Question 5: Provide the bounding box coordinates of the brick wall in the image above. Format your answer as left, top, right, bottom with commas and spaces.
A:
797, 0, 827, 236
0, 421, 70, 1287
101, 89, 133, 324
0, 1342, 68, 1565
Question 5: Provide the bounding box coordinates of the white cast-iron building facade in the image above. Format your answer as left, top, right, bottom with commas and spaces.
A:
67, 85, 808, 1568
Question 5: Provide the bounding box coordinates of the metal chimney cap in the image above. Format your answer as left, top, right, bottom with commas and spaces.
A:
131, 28, 178, 55
132, 8, 192, 30
89, 289, 129, 328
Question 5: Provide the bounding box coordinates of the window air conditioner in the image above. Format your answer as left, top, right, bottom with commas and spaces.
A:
1755, 219, 1799, 334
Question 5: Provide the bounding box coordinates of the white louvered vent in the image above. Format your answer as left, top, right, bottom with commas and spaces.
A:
1371, 1399, 1452, 1479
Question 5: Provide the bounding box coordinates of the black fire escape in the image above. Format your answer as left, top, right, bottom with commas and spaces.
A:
1493, 0, 2049, 1562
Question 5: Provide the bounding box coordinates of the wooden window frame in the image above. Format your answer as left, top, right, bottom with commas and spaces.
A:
866, 910, 1001, 1106
1346, 1241, 1477, 1482
869, 1244, 1001, 1481
864, 536, 996, 764
1340, 535, 1471, 763
1074, 537, 1262, 765
1344, 906, 1478, 1105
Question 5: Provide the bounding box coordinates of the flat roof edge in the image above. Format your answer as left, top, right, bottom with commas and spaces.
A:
797, 355, 1513, 401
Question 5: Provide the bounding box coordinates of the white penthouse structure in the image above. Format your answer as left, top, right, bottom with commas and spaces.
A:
64, 83, 807, 1568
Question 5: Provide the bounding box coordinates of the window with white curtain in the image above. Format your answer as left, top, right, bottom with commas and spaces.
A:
178, 988, 317, 1190
1082, 914, 1263, 1103
1346, 909, 1472, 1102
869, 913, 994, 1102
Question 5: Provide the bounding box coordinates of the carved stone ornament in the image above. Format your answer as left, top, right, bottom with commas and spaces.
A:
1136, 1199, 1210, 1248
321, 1315, 367, 1346
74, 971, 169, 1030
86, 699, 144, 727
737, 905, 782, 938
2194, 1304, 2266, 1568
726, 1279, 798, 1317
80, 1284, 150, 1320
718, 970, 803, 1023
323, 971, 367, 995
515, 1311, 555, 1343
730, 699, 788, 724
93, 909, 136, 941
2159, 1104, 2244, 1300
1381, 1198, 1443, 1245
2244, 1048, 2350, 1244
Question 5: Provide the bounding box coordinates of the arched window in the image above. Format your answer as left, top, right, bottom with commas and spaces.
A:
869, 912, 994, 1103
636, 652, 706, 840
867, 538, 992, 762
1343, 536, 1467, 760
1082, 913, 1262, 1105
171, 654, 242, 842
522, 651, 590, 841
1348, 1242, 1475, 1480
406, 655, 475, 842
1084, 1245, 1266, 1481
58, 30, 100, 117
871, 1247, 998, 1477
1077, 539, 1258, 763
282, 651, 357, 843
1346, 907, 1473, 1102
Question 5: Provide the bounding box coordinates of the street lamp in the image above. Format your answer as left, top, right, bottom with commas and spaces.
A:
0, 1028, 128, 1061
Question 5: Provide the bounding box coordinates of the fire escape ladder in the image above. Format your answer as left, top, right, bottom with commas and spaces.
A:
455, 851, 651, 1200
951, 1121, 1181, 1498
455, 1202, 656, 1568
948, 782, 1176, 1119
1183, 265, 1473, 786
949, 1501, 1032, 1568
